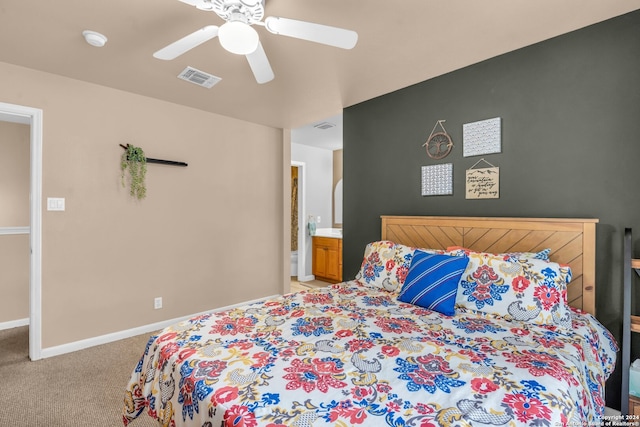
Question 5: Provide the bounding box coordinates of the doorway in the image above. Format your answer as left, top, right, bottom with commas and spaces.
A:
0, 102, 43, 361
291, 113, 343, 282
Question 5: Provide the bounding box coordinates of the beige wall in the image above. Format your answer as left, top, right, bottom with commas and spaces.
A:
0, 61, 285, 349
0, 121, 30, 225
0, 121, 30, 323
0, 234, 29, 322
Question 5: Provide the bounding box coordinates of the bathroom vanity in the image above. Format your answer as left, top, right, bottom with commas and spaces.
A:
312, 229, 342, 283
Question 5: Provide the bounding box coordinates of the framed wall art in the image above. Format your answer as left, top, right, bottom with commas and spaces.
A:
463, 117, 501, 157
465, 158, 499, 199
423, 120, 453, 159
421, 163, 453, 196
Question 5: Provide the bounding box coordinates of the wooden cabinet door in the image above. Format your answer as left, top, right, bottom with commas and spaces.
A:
312, 236, 342, 283
325, 247, 340, 280
313, 243, 327, 278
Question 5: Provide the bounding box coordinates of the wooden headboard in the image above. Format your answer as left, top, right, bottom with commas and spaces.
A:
381, 216, 599, 315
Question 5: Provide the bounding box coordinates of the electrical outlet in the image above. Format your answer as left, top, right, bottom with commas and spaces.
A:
154, 297, 162, 309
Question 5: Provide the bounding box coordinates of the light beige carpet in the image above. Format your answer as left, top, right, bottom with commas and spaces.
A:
0, 326, 159, 426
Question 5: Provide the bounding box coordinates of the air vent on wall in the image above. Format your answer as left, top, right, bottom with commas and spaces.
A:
313, 121, 336, 130
177, 66, 221, 88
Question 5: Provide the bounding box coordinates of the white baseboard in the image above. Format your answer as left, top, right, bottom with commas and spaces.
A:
297, 274, 315, 282
0, 318, 29, 331
39, 294, 280, 359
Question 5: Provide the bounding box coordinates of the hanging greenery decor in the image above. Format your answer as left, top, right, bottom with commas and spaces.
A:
121, 144, 147, 200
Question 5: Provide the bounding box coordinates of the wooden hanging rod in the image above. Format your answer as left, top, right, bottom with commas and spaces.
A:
120, 144, 188, 167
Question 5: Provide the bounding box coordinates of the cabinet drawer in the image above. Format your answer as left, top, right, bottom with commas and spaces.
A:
313, 236, 340, 249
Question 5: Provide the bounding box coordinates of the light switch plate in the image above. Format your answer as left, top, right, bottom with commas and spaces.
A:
47, 197, 65, 211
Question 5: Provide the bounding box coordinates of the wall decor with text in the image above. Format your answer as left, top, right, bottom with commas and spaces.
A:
465, 158, 499, 199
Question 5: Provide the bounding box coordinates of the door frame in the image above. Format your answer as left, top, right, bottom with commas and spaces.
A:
292, 161, 313, 281
0, 102, 43, 361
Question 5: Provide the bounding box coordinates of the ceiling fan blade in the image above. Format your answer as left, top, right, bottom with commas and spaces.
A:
246, 42, 274, 84
263, 17, 357, 49
178, 0, 216, 11
153, 25, 219, 60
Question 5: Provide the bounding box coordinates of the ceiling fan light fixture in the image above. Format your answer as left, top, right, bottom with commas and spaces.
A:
218, 21, 259, 55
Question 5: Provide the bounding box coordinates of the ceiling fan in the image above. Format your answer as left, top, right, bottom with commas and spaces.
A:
154, 0, 358, 84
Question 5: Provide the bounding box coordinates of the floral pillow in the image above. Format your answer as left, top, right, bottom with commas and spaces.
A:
454, 252, 572, 328
355, 241, 441, 293
446, 246, 551, 262
355, 241, 398, 291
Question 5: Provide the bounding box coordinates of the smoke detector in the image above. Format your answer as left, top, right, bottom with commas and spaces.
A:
82, 30, 108, 47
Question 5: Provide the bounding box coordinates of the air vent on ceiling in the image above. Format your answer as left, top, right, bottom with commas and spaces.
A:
313, 121, 335, 130
177, 66, 221, 89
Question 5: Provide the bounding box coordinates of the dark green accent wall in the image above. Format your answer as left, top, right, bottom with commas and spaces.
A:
343, 10, 640, 409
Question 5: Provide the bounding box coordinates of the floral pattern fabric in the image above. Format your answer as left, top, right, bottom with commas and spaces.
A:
445, 246, 552, 261
123, 281, 616, 427
454, 252, 574, 329
355, 241, 442, 293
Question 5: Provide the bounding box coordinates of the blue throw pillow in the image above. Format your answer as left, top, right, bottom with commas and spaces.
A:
397, 251, 470, 316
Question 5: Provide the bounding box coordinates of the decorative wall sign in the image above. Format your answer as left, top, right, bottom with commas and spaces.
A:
463, 117, 501, 157
465, 158, 499, 199
421, 163, 453, 196
423, 120, 453, 159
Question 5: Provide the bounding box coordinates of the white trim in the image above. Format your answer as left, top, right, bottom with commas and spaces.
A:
0, 226, 30, 235
0, 318, 29, 331
0, 110, 30, 124
0, 102, 43, 361
39, 294, 280, 359
30, 106, 43, 362
292, 161, 307, 281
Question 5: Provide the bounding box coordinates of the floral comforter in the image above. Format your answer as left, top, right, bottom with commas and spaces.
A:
123, 280, 617, 427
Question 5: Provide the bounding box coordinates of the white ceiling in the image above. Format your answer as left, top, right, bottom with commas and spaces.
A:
1, 0, 638, 138
292, 113, 343, 151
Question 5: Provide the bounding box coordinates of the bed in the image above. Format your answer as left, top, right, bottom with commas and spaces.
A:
123, 216, 617, 427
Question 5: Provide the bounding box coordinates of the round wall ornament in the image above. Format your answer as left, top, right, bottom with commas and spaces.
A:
423, 120, 453, 159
